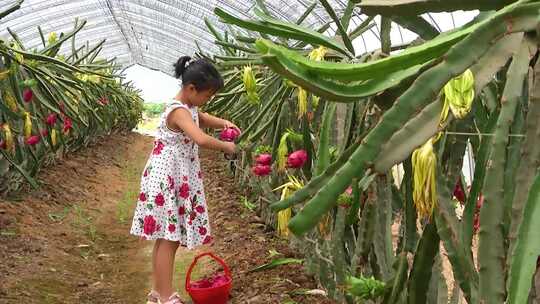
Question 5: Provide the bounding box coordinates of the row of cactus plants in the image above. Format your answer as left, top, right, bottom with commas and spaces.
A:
0, 2, 144, 195
202, 0, 540, 303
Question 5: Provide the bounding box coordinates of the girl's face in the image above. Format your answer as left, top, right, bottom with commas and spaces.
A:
186, 84, 216, 107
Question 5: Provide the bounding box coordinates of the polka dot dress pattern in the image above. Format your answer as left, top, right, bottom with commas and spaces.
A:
130, 101, 212, 249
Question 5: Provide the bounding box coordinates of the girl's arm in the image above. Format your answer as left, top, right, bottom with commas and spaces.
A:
199, 112, 239, 130
168, 108, 236, 154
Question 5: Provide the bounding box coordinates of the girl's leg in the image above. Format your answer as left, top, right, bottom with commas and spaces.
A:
152, 239, 161, 291
154, 239, 180, 301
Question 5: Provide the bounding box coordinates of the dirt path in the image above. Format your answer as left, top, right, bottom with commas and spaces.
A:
0, 133, 334, 304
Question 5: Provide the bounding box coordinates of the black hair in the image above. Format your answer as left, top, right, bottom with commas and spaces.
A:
174, 56, 224, 93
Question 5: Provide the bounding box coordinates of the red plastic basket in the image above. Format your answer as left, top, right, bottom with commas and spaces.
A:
185, 252, 232, 304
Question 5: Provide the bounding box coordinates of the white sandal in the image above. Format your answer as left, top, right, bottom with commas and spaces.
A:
158, 292, 185, 304
146, 290, 160, 304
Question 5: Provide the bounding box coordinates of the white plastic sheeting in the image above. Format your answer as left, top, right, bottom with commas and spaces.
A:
0, 0, 476, 75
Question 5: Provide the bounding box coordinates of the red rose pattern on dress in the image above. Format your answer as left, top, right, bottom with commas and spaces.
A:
130, 101, 211, 249
167, 175, 175, 190
152, 140, 164, 155
143, 215, 157, 235
155, 193, 165, 207
195, 205, 205, 213
179, 183, 190, 199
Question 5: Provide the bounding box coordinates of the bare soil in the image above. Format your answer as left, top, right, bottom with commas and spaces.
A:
0, 132, 334, 304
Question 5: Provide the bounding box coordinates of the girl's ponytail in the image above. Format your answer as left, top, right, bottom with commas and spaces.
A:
173, 56, 224, 93
174, 56, 192, 79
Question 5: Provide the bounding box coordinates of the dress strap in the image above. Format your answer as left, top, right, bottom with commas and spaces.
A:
160, 101, 193, 135
166, 100, 191, 112
163, 100, 193, 119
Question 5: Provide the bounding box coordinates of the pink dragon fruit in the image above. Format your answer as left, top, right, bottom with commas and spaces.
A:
26, 135, 40, 146
191, 278, 212, 289
252, 164, 272, 177
190, 273, 230, 289
46, 113, 57, 126
219, 127, 240, 142
287, 149, 308, 168
211, 274, 230, 287
23, 89, 33, 103
255, 153, 272, 166
453, 181, 465, 203
98, 96, 109, 105
63, 116, 73, 134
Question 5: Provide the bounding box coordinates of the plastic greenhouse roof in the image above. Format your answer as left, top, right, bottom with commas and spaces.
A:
0, 0, 474, 76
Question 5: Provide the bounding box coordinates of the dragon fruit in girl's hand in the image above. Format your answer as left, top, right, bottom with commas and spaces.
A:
255, 153, 272, 166
287, 149, 308, 168
252, 164, 272, 177
219, 127, 240, 142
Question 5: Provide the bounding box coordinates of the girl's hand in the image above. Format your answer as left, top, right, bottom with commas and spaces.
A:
223, 142, 236, 155
223, 120, 241, 133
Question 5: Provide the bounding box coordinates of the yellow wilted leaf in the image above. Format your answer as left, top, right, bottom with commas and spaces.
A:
2, 123, 14, 151
274, 175, 304, 238
297, 87, 307, 119
412, 138, 437, 219
442, 69, 475, 120
3, 91, 18, 112
0, 69, 10, 81
24, 112, 32, 139
51, 129, 57, 147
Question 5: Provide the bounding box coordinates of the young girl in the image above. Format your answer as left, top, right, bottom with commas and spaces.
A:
130, 56, 238, 304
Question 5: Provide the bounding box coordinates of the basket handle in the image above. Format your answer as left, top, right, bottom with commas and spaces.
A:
185, 252, 231, 291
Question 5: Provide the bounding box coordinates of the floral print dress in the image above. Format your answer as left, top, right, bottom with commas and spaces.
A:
130, 100, 212, 249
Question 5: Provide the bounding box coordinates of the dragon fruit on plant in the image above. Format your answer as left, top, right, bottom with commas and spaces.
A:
453, 181, 466, 203
255, 153, 272, 166
46, 113, 57, 126
63, 116, 73, 134
22, 88, 33, 102
252, 164, 272, 177
26, 135, 40, 146
287, 149, 308, 169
